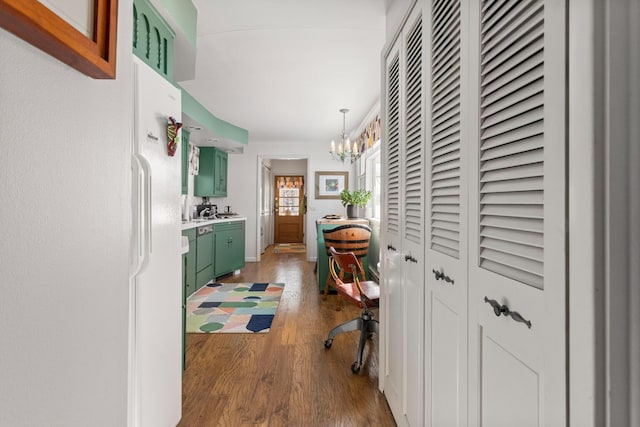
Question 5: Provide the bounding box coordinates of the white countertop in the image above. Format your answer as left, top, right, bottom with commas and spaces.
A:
181, 216, 246, 230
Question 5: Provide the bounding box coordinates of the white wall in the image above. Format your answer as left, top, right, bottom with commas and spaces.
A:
226, 140, 355, 262
270, 159, 306, 176
0, 2, 132, 425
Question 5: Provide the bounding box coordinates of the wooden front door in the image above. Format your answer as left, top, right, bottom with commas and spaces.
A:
274, 176, 304, 243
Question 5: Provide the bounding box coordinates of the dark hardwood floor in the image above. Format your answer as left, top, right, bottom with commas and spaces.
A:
179, 246, 396, 427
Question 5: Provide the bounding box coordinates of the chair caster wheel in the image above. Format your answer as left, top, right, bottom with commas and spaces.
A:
324, 339, 333, 349
351, 362, 361, 373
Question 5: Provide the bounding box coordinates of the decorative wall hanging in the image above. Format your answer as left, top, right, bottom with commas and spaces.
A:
353, 115, 381, 156
167, 116, 182, 157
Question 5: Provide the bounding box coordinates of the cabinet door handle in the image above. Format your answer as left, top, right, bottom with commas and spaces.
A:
483, 297, 532, 329
404, 254, 417, 263
432, 269, 454, 285
387, 244, 397, 251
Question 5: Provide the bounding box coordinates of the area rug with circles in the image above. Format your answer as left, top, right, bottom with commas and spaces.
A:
186, 282, 284, 333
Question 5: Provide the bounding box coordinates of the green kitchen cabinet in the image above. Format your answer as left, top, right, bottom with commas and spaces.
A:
132, 0, 175, 82
194, 147, 228, 197
181, 129, 190, 195
214, 221, 245, 277
213, 149, 228, 197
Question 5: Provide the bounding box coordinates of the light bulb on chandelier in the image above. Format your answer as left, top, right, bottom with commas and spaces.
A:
329, 108, 360, 163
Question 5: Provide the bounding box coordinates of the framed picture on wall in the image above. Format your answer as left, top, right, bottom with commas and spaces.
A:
0, 0, 118, 79
315, 171, 348, 199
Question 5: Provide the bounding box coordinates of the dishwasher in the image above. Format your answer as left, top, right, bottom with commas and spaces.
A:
195, 225, 214, 288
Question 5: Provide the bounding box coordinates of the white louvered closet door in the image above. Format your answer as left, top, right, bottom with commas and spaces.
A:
400, 7, 426, 427
424, 0, 468, 425
467, 1, 567, 426
381, 35, 405, 423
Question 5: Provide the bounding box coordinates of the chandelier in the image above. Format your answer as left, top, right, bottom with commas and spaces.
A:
329, 108, 360, 163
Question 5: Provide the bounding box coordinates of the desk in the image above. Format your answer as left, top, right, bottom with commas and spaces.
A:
316, 218, 370, 292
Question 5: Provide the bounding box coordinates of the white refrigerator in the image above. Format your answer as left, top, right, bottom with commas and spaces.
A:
129, 57, 182, 427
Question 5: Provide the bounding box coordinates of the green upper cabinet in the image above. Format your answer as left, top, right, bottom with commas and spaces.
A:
181, 129, 190, 195
133, 0, 175, 82
194, 147, 228, 197
213, 149, 228, 197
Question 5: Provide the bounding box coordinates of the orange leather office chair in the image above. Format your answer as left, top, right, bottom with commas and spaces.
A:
322, 224, 371, 309
323, 246, 380, 373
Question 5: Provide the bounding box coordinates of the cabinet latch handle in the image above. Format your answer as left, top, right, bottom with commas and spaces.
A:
432, 269, 454, 285
483, 297, 532, 329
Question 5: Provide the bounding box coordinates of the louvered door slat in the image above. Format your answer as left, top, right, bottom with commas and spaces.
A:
433, 101, 462, 130
434, 124, 460, 145
481, 19, 543, 73
482, 0, 542, 54
431, 167, 460, 182
481, 0, 502, 15
481, 46, 543, 99
432, 2, 461, 50
480, 190, 543, 205
480, 236, 543, 261
432, 185, 461, 197
432, 174, 460, 188
433, 95, 460, 125
433, 26, 460, 67
480, 214, 543, 232
481, 93, 543, 129
432, 129, 461, 152
481, 1, 518, 34
433, 210, 459, 221
480, 148, 543, 172
478, 0, 545, 289
433, 139, 460, 159
480, 108, 542, 140
480, 124, 543, 153
386, 52, 401, 234
480, 203, 543, 219
480, 162, 542, 182
431, 0, 461, 259
480, 176, 543, 194
480, 224, 543, 247
433, 0, 456, 27
433, 159, 460, 175
481, 76, 542, 118
404, 16, 423, 244
433, 66, 460, 103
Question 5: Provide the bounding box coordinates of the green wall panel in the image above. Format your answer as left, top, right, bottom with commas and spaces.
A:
180, 88, 249, 145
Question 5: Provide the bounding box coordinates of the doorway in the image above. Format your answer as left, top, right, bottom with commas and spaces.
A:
274, 175, 304, 243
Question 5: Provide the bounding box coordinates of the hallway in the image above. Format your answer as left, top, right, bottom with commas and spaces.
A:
179, 247, 396, 426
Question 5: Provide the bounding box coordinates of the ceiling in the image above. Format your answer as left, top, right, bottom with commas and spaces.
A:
177, 0, 387, 148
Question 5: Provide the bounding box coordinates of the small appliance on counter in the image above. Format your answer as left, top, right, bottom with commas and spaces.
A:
196, 200, 218, 219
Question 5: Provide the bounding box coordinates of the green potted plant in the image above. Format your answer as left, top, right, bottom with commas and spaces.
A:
340, 188, 372, 219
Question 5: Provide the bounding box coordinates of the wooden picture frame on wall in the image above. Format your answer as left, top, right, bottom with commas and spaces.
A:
315, 171, 348, 200
0, 0, 118, 79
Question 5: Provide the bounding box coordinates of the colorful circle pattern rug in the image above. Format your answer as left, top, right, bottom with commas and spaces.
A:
186, 282, 285, 333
